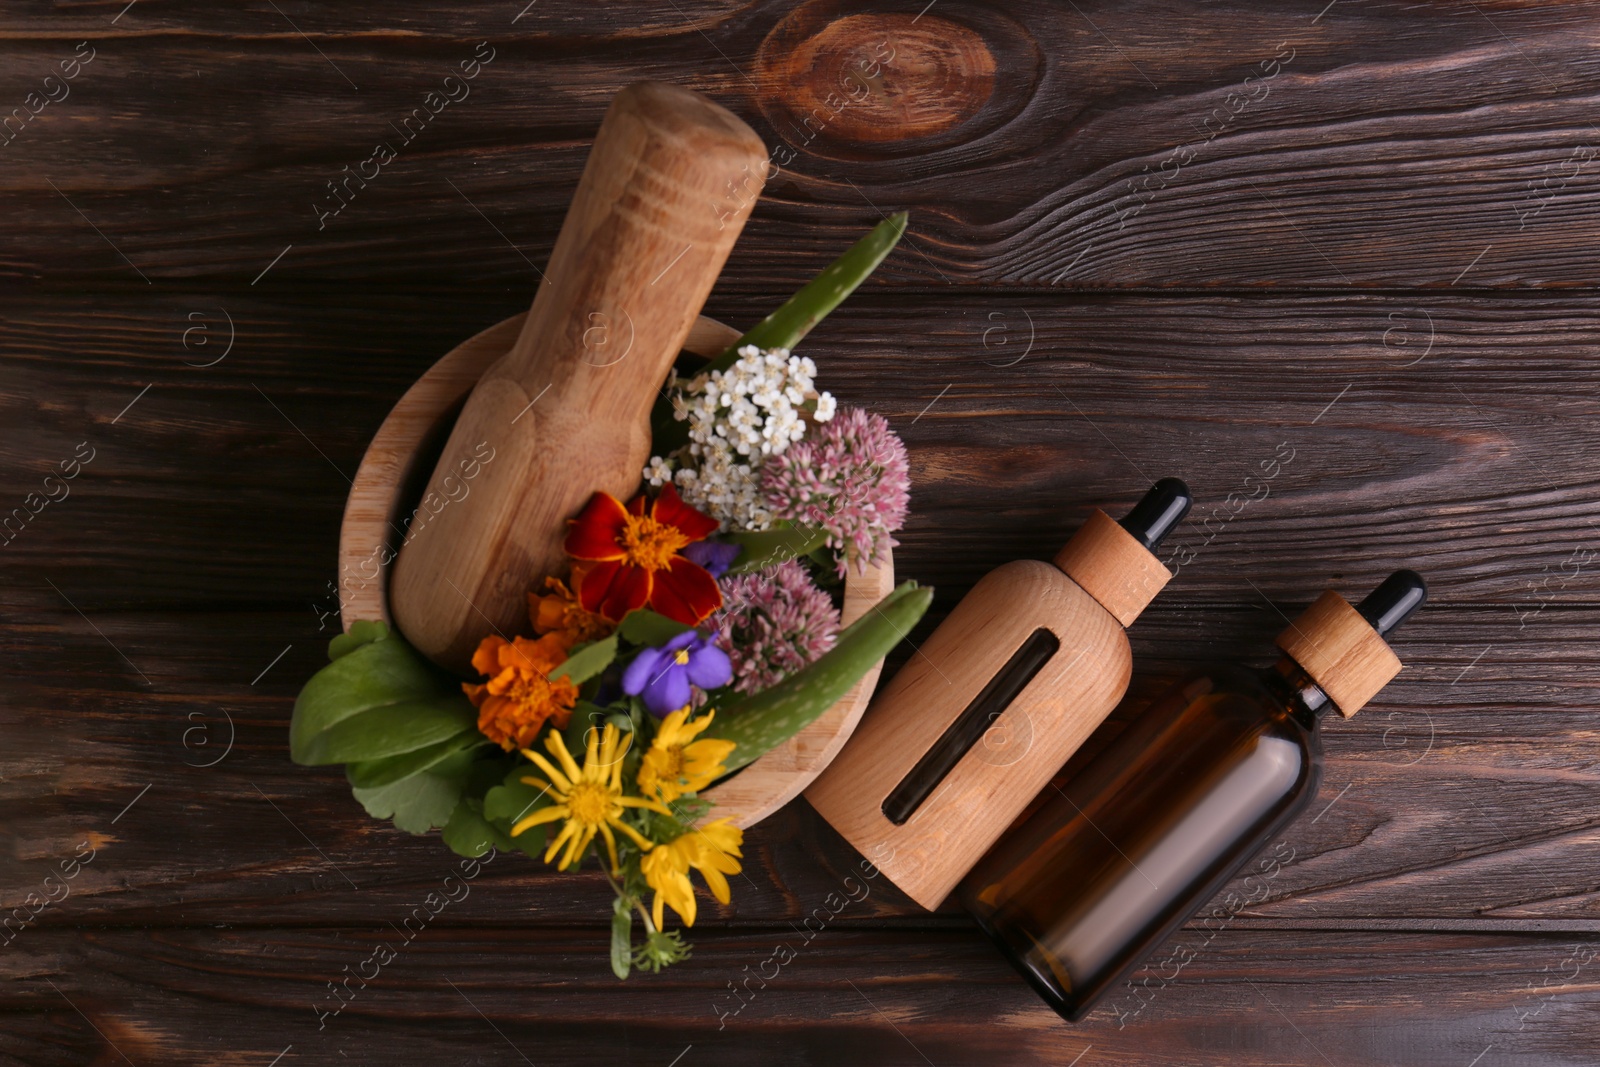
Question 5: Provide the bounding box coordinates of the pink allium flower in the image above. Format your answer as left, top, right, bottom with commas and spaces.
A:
759, 406, 910, 576
714, 560, 841, 694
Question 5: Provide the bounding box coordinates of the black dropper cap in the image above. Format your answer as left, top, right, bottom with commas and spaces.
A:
1355, 569, 1427, 638
1117, 477, 1193, 552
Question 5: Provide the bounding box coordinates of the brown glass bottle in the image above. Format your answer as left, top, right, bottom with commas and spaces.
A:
957, 570, 1425, 1022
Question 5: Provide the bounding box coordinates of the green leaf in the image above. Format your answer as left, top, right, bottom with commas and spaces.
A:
725, 522, 830, 575
345, 729, 484, 789
352, 750, 474, 835
291, 626, 475, 765
549, 634, 618, 685
299, 699, 476, 766
705, 581, 933, 772
328, 619, 389, 661
705, 213, 908, 374
482, 762, 556, 854
563, 701, 612, 758
618, 609, 691, 647
442, 797, 516, 858
611, 899, 634, 980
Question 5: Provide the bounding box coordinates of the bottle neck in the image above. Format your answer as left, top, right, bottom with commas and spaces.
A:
1263, 655, 1334, 728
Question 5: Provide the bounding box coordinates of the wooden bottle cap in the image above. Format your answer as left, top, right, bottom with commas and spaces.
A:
1051, 510, 1172, 627
1274, 590, 1403, 717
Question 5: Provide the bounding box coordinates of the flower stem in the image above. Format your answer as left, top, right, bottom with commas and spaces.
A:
601, 865, 657, 935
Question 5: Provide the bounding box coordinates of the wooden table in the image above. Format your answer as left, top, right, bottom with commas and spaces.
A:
5, 2, 1598, 1064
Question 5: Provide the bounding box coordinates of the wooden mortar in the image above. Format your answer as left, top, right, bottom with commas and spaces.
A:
338, 314, 894, 829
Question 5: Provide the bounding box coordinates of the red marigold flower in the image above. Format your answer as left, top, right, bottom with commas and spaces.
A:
564, 483, 722, 625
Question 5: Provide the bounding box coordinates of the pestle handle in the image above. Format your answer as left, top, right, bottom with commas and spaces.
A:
390, 81, 768, 673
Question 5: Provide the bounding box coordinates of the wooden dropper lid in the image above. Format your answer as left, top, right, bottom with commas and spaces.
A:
1274, 570, 1427, 717
1053, 478, 1192, 627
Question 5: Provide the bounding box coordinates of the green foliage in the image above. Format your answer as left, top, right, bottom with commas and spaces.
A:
649, 214, 909, 454
345, 729, 485, 789
706, 213, 909, 373
549, 634, 618, 685
351, 749, 475, 835
562, 700, 613, 758
724, 521, 830, 575
705, 580, 933, 771
481, 762, 555, 855
441, 796, 516, 858
633, 929, 691, 973
610, 898, 633, 980
617, 609, 691, 647
300, 627, 511, 839
291, 622, 475, 765
327, 619, 389, 660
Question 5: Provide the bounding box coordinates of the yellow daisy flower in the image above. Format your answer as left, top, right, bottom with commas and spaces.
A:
511, 724, 669, 873
636, 707, 737, 804
640, 837, 697, 929
640, 818, 745, 929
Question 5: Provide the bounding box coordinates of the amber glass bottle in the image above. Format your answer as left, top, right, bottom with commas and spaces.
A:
957, 570, 1426, 1022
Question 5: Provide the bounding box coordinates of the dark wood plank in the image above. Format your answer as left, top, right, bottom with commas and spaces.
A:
4, 289, 1598, 611
2, 926, 1595, 1066
3, 1, 1600, 286
4, 601, 1598, 928
7, 5, 1600, 1063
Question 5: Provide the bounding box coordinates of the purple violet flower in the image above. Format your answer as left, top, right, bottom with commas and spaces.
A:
681, 539, 741, 578
621, 630, 732, 717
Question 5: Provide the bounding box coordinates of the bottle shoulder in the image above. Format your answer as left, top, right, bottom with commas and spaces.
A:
1146, 662, 1317, 745
972, 559, 1132, 650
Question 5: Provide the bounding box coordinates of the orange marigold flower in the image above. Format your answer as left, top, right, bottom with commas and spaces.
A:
463, 633, 578, 751
528, 562, 615, 649
564, 483, 723, 626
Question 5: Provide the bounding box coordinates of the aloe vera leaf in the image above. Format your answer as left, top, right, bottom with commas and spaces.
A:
704, 580, 932, 772
707, 212, 909, 373
724, 522, 830, 575
648, 213, 909, 454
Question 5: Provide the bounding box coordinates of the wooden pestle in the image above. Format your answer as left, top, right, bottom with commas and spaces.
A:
391, 81, 768, 674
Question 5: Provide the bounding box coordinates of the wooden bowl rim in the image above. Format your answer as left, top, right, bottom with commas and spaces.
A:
336, 312, 894, 829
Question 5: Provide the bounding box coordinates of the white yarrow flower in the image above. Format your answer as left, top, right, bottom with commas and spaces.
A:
644, 344, 836, 530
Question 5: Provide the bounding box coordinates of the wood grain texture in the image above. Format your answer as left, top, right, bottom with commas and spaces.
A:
1053, 508, 1173, 627
2, 927, 1597, 1066
6, 601, 1598, 930
807, 559, 1133, 910
5, 288, 1598, 610
339, 313, 745, 630
389, 81, 767, 671
4, 1, 1600, 288
696, 555, 895, 829
6, 0, 1600, 1061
